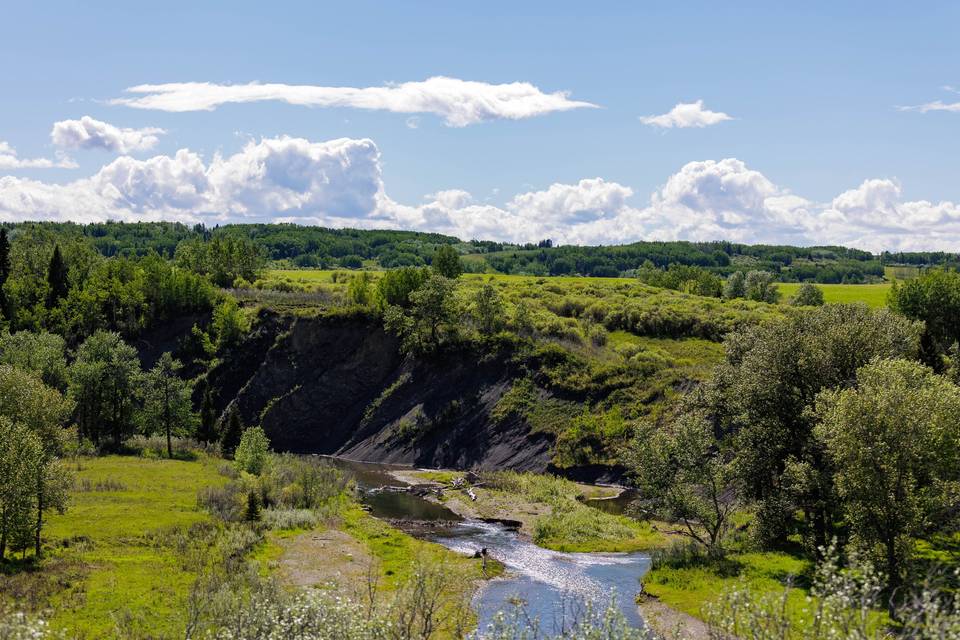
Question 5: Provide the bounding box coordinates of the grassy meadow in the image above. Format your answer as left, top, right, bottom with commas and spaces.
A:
5, 454, 495, 639
26, 456, 226, 637
778, 281, 891, 307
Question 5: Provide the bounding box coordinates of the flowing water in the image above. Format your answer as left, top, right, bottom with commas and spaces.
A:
327, 457, 651, 633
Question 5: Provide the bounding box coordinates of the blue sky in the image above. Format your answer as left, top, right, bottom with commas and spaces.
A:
2, 1, 959, 250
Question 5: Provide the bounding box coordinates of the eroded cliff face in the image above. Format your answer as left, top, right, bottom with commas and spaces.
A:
204, 310, 553, 473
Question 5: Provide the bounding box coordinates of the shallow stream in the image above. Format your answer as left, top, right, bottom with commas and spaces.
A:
327, 457, 651, 633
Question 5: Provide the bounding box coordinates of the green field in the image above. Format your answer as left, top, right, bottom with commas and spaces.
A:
266, 269, 893, 308
40, 456, 226, 637
778, 282, 891, 307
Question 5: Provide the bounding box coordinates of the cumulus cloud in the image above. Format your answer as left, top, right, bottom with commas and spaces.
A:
51, 116, 165, 153
0, 141, 76, 170
109, 76, 598, 126
0, 136, 383, 224
2, 135, 960, 251
640, 100, 733, 129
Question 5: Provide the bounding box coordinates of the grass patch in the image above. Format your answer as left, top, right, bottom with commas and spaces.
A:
778, 282, 890, 307
480, 471, 670, 552
26, 455, 226, 638
643, 550, 812, 623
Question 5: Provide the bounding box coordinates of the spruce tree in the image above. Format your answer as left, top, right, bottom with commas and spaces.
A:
46, 245, 69, 308
198, 384, 218, 443
220, 407, 243, 457
0, 228, 11, 322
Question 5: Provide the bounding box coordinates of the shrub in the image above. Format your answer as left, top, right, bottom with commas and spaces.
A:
261, 508, 321, 531
123, 435, 206, 460
234, 427, 270, 475
587, 323, 609, 347
198, 484, 244, 522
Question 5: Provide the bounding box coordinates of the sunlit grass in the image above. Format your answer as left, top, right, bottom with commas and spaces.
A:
778, 282, 891, 308
39, 455, 225, 638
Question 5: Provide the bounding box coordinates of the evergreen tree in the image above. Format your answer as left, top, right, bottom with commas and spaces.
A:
220, 406, 243, 457
197, 382, 218, 443
45, 245, 69, 309
0, 229, 11, 322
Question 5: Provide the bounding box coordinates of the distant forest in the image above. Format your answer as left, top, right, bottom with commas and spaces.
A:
3, 220, 958, 283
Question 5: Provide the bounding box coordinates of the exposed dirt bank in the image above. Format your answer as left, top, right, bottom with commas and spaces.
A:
206, 310, 561, 474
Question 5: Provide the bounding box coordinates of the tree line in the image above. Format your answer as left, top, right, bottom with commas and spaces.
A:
8, 220, 960, 282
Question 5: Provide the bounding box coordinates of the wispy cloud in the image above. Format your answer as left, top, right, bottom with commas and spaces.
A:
898, 87, 960, 113
51, 116, 165, 153
639, 100, 733, 129
109, 76, 598, 127
0, 141, 76, 170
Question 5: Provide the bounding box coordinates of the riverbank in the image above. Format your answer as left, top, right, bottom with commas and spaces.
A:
391, 468, 671, 552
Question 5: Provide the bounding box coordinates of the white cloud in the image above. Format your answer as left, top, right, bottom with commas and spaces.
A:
110, 76, 598, 126
0, 136, 382, 224
899, 87, 960, 113
640, 100, 733, 129
0, 141, 76, 170
3, 135, 960, 251
898, 100, 960, 114
51, 116, 165, 153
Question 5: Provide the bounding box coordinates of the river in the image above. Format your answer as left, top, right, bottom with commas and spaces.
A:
327, 457, 651, 634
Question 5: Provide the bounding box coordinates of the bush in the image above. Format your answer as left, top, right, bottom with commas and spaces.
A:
198, 484, 244, 522
261, 508, 321, 531
234, 427, 270, 475
587, 323, 609, 347
123, 435, 208, 460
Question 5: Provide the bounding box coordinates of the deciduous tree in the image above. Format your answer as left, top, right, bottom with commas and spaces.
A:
139, 352, 195, 458
815, 358, 960, 593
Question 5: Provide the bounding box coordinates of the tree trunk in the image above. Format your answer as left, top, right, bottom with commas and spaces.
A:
165, 383, 172, 459
35, 474, 43, 559
885, 533, 899, 618
1, 507, 7, 561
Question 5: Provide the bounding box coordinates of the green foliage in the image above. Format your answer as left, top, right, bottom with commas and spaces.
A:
234, 426, 271, 475
45, 245, 69, 309
174, 236, 265, 287
0, 417, 43, 560
68, 330, 141, 448
0, 364, 73, 449
431, 244, 464, 279
744, 270, 780, 303
384, 274, 458, 352
723, 270, 746, 300
789, 282, 825, 306
220, 407, 244, 457
712, 304, 923, 550
636, 261, 723, 297
471, 283, 504, 335
479, 471, 666, 552
815, 358, 960, 590
0, 330, 67, 390
889, 268, 960, 366
197, 382, 218, 443
0, 228, 11, 323
375, 266, 429, 308
630, 411, 738, 554
138, 353, 196, 459
554, 408, 629, 467
211, 296, 250, 351
347, 271, 374, 305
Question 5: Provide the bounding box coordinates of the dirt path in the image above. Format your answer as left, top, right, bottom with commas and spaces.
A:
275, 528, 375, 595
638, 599, 710, 640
